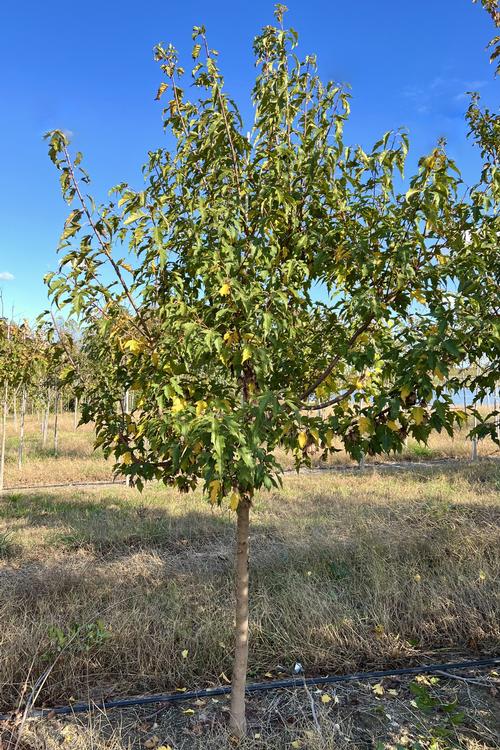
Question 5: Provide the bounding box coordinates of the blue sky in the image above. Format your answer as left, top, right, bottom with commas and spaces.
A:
0, 0, 497, 321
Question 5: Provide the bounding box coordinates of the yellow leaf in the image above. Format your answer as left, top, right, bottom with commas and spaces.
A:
171, 397, 187, 414
321, 694, 332, 704
310, 428, 320, 444
479, 570, 486, 582
182, 649, 189, 659
412, 290, 426, 304
372, 683, 385, 696
374, 624, 385, 635
195, 399, 208, 416
411, 406, 425, 425
229, 492, 240, 511
264, 672, 274, 678
434, 367, 445, 382
324, 429, 334, 448
182, 708, 195, 715
242, 346, 252, 363
152, 352, 159, 367
387, 689, 398, 697
209, 480, 221, 504
291, 741, 303, 749
414, 573, 421, 583
122, 451, 133, 465
219, 282, 231, 297
400, 385, 411, 400
298, 431, 308, 449
219, 671, 231, 684
358, 416, 373, 436
123, 339, 143, 355
387, 420, 399, 432
455, 409, 467, 424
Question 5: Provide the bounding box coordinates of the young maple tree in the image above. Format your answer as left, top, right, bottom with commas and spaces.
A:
45, 6, 495, 735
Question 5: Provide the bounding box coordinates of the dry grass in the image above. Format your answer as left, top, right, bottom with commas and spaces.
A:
0, 413, 499, 748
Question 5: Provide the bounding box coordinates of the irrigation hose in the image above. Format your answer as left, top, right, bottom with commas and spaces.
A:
2, 656, 498, 721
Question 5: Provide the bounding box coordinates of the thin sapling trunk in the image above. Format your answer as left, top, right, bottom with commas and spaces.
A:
53, 390, 59, 456
18, 387, 27, 469
229, 494, 251, 737
0, 381, 7, 491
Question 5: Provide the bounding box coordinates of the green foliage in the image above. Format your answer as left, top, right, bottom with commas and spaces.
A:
45, 9, 498, 506
44, 620, 110, 660
0, 531, 16, 559
473, 0, 500, 74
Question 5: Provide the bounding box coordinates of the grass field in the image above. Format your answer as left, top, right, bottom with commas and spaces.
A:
0, 414, 499, 749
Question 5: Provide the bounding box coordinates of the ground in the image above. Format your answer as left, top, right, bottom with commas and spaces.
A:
0, 413, 499, 749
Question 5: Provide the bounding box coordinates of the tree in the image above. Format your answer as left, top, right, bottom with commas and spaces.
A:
45, 6, 495, 735
473, 0, 500, 74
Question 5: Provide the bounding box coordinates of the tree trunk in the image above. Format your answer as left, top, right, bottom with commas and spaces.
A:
18, 387, 27, 469
42, 390, 50, 447
471, 412, 478, 461
229, 495, 251, 737
125, 390, 131, 488
54, 390, 59, 456
12, 388, 18, 430
0, 382, 8, 492
74, 396, 78, 430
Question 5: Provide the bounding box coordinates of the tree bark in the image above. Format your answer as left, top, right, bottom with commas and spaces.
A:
125, 390, 131, 488
54, 390, 59, 456
471, 412, 478, 461
12, 388, 18, 430
42, 390, 50, 447
229, 495, 251, 737
18, 387, 27, 469
0, 382, 7, 492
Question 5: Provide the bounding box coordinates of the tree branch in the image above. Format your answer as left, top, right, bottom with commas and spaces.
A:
300, 318, 373, 401
300, 384, 356, 411
61, 144, 151, 342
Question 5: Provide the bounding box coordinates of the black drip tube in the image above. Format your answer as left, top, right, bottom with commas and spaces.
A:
2, 656, 498, 721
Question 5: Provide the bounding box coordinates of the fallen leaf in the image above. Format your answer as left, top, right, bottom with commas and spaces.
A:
182, 649, 189, 659
321, 694, 332, 704
372, 683, 385, 696
182, 708, 195, 715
